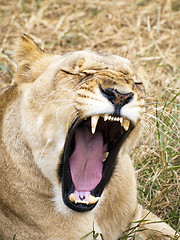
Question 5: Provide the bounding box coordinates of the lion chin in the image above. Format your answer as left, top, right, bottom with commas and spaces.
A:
0, 34, 177, 240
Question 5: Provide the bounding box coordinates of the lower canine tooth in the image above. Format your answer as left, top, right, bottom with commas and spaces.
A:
91, 115, 99, 134
103, 152, 109, 162
122, 118, 130, 131
88, 194, 100, 204
69, 192, 76, 202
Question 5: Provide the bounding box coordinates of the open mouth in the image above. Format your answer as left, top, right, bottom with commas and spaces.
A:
60, 114, 134, 212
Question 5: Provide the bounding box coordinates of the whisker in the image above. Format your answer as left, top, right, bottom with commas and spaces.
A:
145, 105, 179, 126
56, 109, 63, 128
39, 139, 50, 162
144, 113, 179, 138
55, 103, 76, 127
56, 110, 63, 128
141, 119, 152, 133
45, 100, 73, 105
145, 101, 180, 106
60, 103, 76, 114
144, 117, 176, 143
43, 88, 75, 102
40, 98, 74, 107
66, 110, 77, 131
52, 101, 73, 107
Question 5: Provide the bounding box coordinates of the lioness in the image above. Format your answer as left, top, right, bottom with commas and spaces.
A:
0, 35, 177, 240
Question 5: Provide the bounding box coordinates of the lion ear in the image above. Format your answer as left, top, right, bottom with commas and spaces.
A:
14, 34, 45, 83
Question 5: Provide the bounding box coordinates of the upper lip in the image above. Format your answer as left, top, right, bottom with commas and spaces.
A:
59, 114, 134, 212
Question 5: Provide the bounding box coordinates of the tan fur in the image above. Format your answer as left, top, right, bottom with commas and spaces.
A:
0, 35, 177, 240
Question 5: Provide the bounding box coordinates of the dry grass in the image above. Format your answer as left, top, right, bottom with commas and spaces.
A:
0, 0, 179, 236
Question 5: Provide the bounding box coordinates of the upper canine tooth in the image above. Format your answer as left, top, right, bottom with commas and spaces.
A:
120, 117, 123, 123
91, 115, 99, 134
122, 118, 130, 131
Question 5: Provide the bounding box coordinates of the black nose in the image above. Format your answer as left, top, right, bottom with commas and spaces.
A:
99, 84, 134, 107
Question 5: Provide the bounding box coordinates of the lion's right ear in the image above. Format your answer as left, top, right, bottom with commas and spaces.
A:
14, 34, 46, 83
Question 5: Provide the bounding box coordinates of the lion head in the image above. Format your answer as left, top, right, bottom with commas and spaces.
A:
12, 34, 145, 213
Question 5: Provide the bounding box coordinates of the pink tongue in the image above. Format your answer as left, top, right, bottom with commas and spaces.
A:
69, 126, 104, 191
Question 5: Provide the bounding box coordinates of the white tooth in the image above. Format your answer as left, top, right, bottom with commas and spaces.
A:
114, 117, 117, 121
69, 192, 100, 205
104, 114, 108, 121
91, 115, 99, 134
69, 192, 76, 202
108, 116, 111, 120
75, 200, 89, 205
122, 118, 130, 131
88, 194, 100, 204
120, 117, 123, 123
117, 117, 120, 121
103, 152, 109, 162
